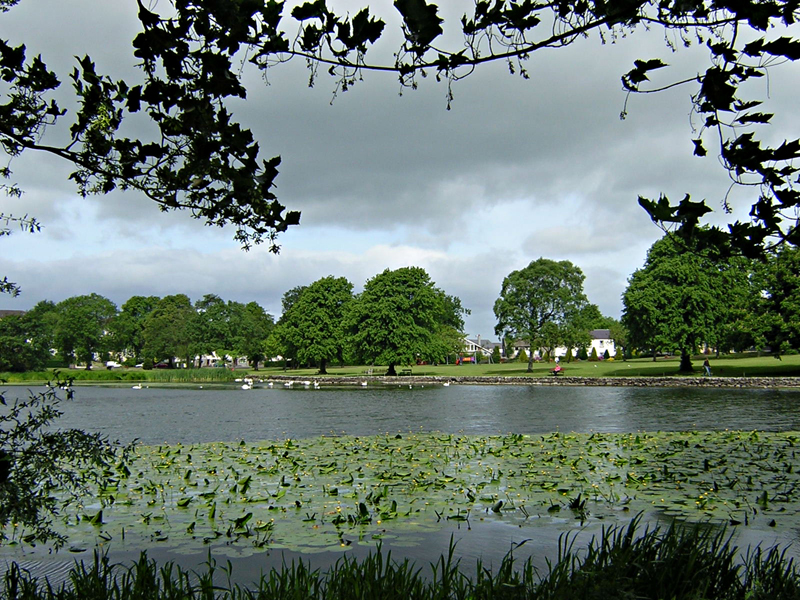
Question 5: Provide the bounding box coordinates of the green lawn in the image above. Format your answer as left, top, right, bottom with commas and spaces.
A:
243, 353, 800, 379
2, 353, 799, 384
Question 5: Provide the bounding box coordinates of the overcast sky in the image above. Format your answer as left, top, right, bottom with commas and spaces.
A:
2, 1, 798, 339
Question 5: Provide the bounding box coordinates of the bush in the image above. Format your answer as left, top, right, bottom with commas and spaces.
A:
603, 349, 610, 360
491, 346, 502, 363
578, 347, 588, 360
589, 347, 599, 361
142, 358, 154, 370
518, 349, 528, 362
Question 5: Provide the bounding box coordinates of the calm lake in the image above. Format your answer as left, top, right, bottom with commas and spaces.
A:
5, 382, 800, 585
47, 382, 800, 444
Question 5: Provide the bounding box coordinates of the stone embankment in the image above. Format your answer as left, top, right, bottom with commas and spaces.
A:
260, 375, 800, 388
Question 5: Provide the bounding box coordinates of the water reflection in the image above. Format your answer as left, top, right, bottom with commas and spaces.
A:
33, 384, 800, 445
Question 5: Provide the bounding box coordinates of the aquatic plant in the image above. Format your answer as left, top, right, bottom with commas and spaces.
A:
3, 430, 799, 560
2, 519, 799, 599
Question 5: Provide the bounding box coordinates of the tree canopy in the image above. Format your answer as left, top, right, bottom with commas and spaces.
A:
493, 258, 589, 371
141, 294, 196, 367
757, 246, 800, 354
272, 275, 353, 374
346, 266, 467, 376
107, 295, 160, 363
621, 234, 760, 370
2, 0, 799, 274
53, 293, 117, 369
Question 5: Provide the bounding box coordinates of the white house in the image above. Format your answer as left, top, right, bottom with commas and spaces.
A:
463, 336, 493, 357
510, 329, 617, 360
553, 329, 616, 359
587, 329, 616, 358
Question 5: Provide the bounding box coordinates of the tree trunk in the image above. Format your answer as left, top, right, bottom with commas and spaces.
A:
652, 348, 657, 362
679, 350, 693, 373
527, 351, 534, 373
387, 364, 397, 376
318, 358, 328, 375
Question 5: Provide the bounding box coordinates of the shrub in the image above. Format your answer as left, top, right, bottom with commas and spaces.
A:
578, 347, 588, 360
491, 346, 502, 364
603, 349, 610, 360
142, 358, 154, 370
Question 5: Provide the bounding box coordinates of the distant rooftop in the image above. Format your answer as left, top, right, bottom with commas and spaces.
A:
590, 329, 611, 339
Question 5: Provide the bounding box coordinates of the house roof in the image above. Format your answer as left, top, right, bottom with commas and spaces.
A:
0, 309, 25, 319
465, 338, 492, 352
590, 329, 611, 339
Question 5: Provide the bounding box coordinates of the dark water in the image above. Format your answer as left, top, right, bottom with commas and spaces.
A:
4, 383, 800, 586
32, 383, 800, 445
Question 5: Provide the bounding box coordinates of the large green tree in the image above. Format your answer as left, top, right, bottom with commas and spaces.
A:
192, 294, 235, 362
231, 301, 274, 370
0, 312, 49, 371
107, 295, 159, 363
0, 300, 59, 371
758, 246, 800, 355
622, 235, 734, 371
142, 294, 196, 367
494, 258, 589, 372
346, 267, 466, 376
53, 294, 117, 368
271, 285, 310, 369
274, 276, 353, 374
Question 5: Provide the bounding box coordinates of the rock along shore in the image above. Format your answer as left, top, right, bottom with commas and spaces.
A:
259, 375, 800, 388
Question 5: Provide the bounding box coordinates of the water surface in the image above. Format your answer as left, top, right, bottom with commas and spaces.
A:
4, 383, 800, 586
36, 383, 800, 445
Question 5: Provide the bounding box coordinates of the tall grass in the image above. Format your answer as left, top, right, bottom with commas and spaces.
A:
0, 369, 240, 385
3, 518, 799, 599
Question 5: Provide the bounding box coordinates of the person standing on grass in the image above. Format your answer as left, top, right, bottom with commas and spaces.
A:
703, 358, 711, 376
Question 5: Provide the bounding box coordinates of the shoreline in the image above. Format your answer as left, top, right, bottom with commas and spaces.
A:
4, 375, 799, 389
262, 374, 800, 388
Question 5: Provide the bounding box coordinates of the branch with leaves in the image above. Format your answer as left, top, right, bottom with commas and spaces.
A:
2, 0, 799, 256
0, 378, 131, 546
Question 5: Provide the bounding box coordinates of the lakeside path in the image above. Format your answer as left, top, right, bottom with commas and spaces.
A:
261, 375, 800, 388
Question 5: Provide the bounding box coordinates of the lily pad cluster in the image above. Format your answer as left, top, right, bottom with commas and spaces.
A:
4, 431, 800, 557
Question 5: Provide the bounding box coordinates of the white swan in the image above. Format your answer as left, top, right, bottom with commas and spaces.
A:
361, 381, 368, 387
132, 383, 143, 390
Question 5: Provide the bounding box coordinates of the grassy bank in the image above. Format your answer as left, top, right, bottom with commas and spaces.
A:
1, 353, 798, 384
3, 518, 798, 599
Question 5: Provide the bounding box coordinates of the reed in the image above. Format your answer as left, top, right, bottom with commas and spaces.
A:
3, 518, 799, 599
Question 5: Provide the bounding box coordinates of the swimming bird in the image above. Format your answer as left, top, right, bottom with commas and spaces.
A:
132, 383, 143, 390
361, 381, 368, 387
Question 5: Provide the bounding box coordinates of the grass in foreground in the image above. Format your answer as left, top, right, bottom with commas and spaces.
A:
3, 518, 798, 599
